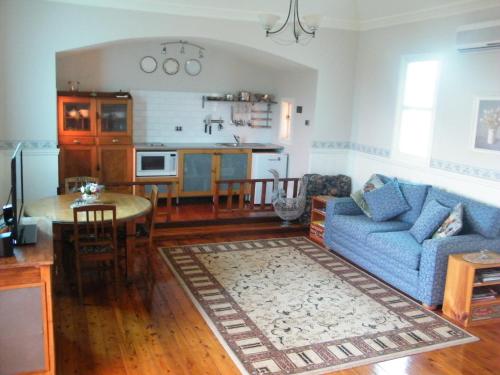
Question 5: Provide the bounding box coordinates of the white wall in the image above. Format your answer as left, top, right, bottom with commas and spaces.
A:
56, 39, 308, 94
310, 7, 500, 206
0, 0, 357, 202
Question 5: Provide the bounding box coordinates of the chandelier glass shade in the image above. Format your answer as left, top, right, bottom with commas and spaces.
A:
258, 0, 321, 45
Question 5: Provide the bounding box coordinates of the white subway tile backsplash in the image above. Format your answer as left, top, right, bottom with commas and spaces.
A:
131, 90, 278, 144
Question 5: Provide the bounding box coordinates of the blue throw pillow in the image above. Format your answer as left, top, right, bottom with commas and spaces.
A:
410, 200, 451, 243
396, 182, 430, 224
364, 181, 411, 222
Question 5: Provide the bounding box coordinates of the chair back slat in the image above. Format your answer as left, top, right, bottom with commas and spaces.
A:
72, 203, 118, 303
73, 204, 117, 245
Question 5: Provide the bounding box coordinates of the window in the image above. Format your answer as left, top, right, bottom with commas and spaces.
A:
394, 57, 441, 162
279, 101, 293, 142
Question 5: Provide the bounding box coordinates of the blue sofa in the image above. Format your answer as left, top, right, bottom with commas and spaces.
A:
324, 177, 500, 307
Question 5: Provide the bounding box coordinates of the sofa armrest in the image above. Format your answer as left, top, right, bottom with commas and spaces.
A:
326, 197, 362, 216
418, 234, 500, 305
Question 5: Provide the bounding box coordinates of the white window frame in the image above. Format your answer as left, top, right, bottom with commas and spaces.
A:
392, 54, 442, 166
279, 99, 293, 144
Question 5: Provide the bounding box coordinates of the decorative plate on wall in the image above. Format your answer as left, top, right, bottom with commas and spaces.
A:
163, 58, 180, 75
185, 58, 202, 76
140, 56, 158, 73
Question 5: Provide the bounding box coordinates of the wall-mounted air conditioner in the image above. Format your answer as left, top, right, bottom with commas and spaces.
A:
457, 20, 500, 53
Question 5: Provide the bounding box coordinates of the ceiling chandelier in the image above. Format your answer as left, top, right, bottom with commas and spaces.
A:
258, 0, 321, 45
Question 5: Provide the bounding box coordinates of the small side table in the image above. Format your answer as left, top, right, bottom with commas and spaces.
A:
443, 253, 500, 327
309, 196, 334, 245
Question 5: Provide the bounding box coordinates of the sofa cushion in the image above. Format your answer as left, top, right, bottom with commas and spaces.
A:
432, 203, 464, 239
410, 200, 450, 243
364, 181, 410, 222
367, 231, 423, 270
424, 187, 500, 238
396, 182, 430, 224
350, 174, 384, 217
330, 214, 412, 242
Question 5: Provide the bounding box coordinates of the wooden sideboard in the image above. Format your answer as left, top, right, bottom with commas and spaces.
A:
0, 218, 55, 375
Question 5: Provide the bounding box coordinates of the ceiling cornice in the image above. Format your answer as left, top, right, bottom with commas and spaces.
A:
46, 0, 500, 32
359, 0, 500, 31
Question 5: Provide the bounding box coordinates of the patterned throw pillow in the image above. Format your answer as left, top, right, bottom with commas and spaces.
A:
350, 174, 385, 217
432, 203, 464, 239
363, 180, 411, 222
410, 200, 451, 243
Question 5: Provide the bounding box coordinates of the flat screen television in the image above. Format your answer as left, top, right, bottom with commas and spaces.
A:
10, 143, 37, 245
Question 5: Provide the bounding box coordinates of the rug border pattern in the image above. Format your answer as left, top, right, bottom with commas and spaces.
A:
159, 237, 478, 375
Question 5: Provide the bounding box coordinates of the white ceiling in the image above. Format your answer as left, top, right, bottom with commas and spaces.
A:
47, 0, 500, 30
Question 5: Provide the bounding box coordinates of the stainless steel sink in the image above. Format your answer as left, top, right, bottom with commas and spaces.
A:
216, 143, 240, 147
216, 143, 268, 148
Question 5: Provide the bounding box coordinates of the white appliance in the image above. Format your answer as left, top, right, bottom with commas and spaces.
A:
136, 151, 178, 177
457, 20, 500, 53
251, 152, 288, 204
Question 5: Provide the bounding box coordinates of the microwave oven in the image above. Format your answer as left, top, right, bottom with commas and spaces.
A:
136, 151, 178, 177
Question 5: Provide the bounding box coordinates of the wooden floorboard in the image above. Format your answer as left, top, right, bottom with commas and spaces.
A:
55, 230, 500, 375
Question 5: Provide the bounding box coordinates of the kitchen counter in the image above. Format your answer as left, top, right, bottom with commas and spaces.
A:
134, 142, 284, 151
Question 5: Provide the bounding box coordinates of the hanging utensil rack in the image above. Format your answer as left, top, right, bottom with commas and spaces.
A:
202, 95, 276, 128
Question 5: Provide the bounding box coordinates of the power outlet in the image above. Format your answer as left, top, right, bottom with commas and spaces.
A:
175, 126, 183, 131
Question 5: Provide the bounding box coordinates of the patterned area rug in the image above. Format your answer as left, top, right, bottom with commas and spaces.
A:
160, 237, 477, 375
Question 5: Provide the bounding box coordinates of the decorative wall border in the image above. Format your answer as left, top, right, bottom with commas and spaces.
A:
312, 141, 391, 158
0, 140, 58, 150
312, 140, 500, 183
430, 159, 500, 183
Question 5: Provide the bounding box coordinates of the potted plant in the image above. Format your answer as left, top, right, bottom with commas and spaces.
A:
80, 183, 102, 203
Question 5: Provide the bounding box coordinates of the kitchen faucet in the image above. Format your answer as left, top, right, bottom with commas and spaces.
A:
233, 135, 241, 145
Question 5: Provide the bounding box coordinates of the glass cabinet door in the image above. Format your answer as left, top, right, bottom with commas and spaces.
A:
219, 153, 249, 191
58, 97, 95, 136
182, 153, 213, 193
97, 99, 131, 135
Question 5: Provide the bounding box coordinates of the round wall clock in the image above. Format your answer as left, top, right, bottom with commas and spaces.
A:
163, 58, 180, 75
185, 58, 202, 76
140, 56, 158, 73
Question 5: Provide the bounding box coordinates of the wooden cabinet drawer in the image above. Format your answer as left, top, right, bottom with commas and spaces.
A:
59, 136, 95, 145
98, 136, 132, 145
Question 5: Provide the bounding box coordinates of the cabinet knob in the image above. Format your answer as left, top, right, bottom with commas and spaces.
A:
73, 139, 81, 144
112, 138, 119, 143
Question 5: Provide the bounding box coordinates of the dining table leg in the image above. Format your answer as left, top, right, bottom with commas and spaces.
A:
52, 223, 65, 294
126, 220, 136, 283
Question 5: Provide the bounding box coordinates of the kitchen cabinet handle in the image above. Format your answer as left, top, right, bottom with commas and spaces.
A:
112, 138, 119, 143
268, 158, 281, 161
73, 139, 81, 144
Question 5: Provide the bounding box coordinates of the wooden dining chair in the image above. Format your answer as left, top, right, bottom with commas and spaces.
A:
72, 204, 119, 303
65, 176, 99, 193
135, 185, 159, 285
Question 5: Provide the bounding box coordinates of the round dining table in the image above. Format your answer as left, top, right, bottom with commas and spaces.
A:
25, 192, 152, 286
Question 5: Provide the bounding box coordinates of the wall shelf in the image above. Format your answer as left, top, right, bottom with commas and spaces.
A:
202, 95, 276, 128
202, 95, 277, 108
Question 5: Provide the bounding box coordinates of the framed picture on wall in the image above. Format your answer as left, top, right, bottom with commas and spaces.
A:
472, 97, 500, 153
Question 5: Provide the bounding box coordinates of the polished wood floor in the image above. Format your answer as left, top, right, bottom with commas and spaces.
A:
55, 230, 500, 375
